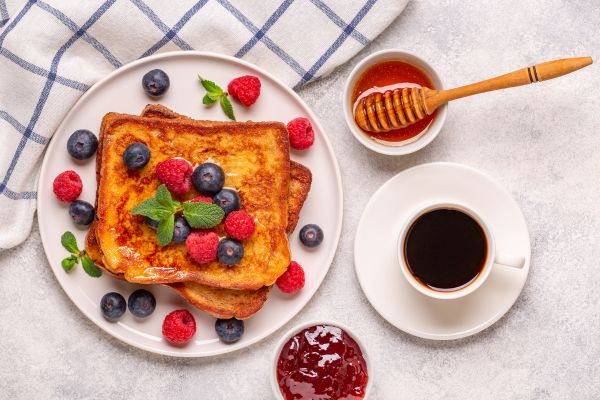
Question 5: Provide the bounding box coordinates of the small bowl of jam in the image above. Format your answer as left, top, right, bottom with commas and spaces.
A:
343, 49, 447, 155
271, 321, 371, 400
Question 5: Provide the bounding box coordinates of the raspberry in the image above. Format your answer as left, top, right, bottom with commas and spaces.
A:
224, 211, 256, 241
287, 117, 314, 150
186, 231, 218, 264
227, 75, 261, 107
155, 158, 192, 195
52, 170, 83, 202
190, 195, 212, 203
162, 309, 196, 345
276, 261, 305, 294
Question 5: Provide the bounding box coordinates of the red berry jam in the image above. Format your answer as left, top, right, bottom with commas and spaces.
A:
276, 324, 369, 399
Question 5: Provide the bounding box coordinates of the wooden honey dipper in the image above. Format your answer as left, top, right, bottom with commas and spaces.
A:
354, 56, 593, 132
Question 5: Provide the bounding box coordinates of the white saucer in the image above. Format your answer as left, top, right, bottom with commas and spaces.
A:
354, 162, 530, 340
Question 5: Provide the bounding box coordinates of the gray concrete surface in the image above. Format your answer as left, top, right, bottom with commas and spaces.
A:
1, 0, 599, 398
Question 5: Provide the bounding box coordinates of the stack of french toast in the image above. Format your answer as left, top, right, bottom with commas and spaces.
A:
85, 105, 311, 319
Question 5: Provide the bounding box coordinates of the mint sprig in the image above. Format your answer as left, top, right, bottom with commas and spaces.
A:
131, 184, 225, 246
198, 75, 236, 121
60, 231, 102, 277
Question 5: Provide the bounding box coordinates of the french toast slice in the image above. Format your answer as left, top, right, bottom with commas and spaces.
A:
86, 106, 312, 318
139, 104, 311, 232
95, 113, 291, 290
85, 226, 271, 319
85, 226, 270, 319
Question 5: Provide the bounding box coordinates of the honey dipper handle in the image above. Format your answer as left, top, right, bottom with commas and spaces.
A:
425, 57, 593, 112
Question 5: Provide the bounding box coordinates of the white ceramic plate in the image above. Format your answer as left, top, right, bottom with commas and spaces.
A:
354, 162, 530, 340
37, 51, 343, 357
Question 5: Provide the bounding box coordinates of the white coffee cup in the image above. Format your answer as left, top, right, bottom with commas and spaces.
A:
397, 201, 525, 300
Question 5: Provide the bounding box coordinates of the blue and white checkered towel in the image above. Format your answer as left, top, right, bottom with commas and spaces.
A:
0, 0, 408, 249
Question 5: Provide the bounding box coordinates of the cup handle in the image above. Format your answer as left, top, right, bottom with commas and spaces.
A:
494, 252, 525, 269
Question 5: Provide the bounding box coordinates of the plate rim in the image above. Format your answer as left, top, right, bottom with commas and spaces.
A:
354, 161, 530, 340
37, 50, 344, 357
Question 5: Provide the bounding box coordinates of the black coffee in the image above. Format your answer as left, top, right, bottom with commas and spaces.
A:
404, 208, 487, 291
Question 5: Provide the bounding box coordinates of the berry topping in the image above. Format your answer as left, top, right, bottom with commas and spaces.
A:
287, 117, 314, 150
155, 158, 193, 195
123, 142, 150, 170
53, 170, 82, 202
299, 224, 324, 248
186, 231, 219, 264
172, 216, 191, 243
162, 309, 196, 345
67, 129, 98, 160
189, 195, 213, 203
142, 69, 170, 97
217, 238, 244, 266
100, 292, 126, 322
215, 318, 245, 343
276, 261, 305, 294
128, 289, 156, 318
227, 75, 261, 107
224, 211, 256, 241
69, 200, 95, 225
192, 163, 225, 195
213, 188, 240, 215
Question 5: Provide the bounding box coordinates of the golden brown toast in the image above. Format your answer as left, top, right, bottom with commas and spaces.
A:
95, 113, 291, 290
139, 104, 311, 232
94, 105, 311, 238
86, 106, 312, 318
167, 282, 270, 320
85, 226, 270, 319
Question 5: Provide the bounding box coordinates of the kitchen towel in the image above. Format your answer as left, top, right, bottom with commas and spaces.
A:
0, 0, 408, 249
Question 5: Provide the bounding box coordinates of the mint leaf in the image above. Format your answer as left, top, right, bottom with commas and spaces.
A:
183, 201, 225, 228
81, 253, 102, 277
61, 231, 79, 254
220, 95, 235, 121
61, 255, 78, 273
157, 214, 175, 246
198, 76, 223, 95
131, 197, 162, 217
203, 94, 217, 105
156, 184, 176, 208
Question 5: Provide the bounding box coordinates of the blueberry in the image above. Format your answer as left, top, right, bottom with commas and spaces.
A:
69, 200, 95, 225
142, 69, 170, 97
217, 238, 244, 266
145, 216, 159, 229
192, 163, 225, 195
100, 292, 126, 321
127, 289, 156, 318
215, 318, 244, 343
123, 142, 150, 170
172, 216, 191, 243
67, 129, 98, 160
299, 224, 324, 248
213, 189, 240, 215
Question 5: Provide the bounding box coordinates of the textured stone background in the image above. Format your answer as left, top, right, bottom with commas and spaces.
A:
1, 0, 599, 398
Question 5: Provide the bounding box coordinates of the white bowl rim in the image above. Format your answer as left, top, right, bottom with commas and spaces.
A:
342, 48, 448, 156
270, 320, 373, 399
